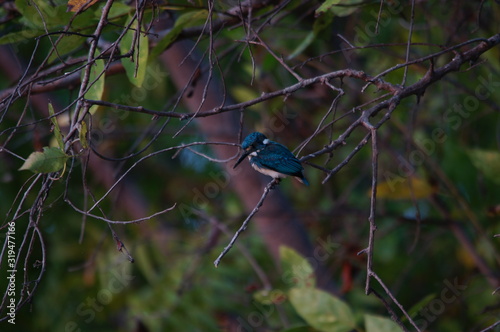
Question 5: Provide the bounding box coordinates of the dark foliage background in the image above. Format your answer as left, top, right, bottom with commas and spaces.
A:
0, 0, 499, 331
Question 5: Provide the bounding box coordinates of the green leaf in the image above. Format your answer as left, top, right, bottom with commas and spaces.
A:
19, 147, 68, 174
71, 10, 99, 29
120, 17, 149, 87
289, 287, 356, 332
313, 11, 335, 34
79, 121, 89, 149
406, 293, 435, 319
48, 103, 64, 150
280, 325, 313, 332
280, 246, 315, 288
16, 0, 45, 29
150, 10, 208, 59
0, 30, 43, 45
106, 2, 133, 19
288, 31, 315, 60
231, 86, 260, 110
48, 35, 83, 64
288, 11, 333, 59
253, 288, 287, 305
16, 0, 72, 29
364, 314, 401, 332
316, 0, 361, 17
466, 149, 500, 184
135, 245, 160, 284
82, 59, 106, 114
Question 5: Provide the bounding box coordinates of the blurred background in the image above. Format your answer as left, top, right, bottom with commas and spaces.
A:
0, 0, 499, 331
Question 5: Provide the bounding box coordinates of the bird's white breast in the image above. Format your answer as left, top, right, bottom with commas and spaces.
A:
251, 163, 286, 179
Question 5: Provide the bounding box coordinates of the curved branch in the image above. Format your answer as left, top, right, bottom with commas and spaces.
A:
214, 179, 277, 267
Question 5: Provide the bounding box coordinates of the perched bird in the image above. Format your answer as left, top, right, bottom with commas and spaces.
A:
233, 132, 309, 186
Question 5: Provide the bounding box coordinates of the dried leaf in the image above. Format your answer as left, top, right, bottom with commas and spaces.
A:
467, 149, 500, 184
376, 176, 435, 200
67, 0, 99, 13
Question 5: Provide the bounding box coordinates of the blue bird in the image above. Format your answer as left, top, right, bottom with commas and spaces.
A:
233, 132, 309, 186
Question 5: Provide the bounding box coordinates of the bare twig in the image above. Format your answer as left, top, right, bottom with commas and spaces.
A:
358, 120, 422, 331
370, 288, 411, 332
362, 121, 378, 295
86, 141, 238, 214
362, 37, 493, 92
65, 198, 176, 224
371, 273, 421, 331
85, 67, 399, 120
479, 320, 500, 332
69, 0, 116, 141
214, 179, 278, 267
401, 0, 416, 85
198, 211, 273, 290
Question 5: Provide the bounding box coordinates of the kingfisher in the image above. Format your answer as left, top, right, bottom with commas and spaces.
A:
233, 132, 309, 186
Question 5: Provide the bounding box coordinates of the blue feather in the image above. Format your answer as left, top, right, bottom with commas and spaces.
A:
235, 132, 309, 186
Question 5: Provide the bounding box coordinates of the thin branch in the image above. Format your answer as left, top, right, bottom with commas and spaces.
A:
479, 320, 500, 332
198, 211, 273, 290
65, 198, 177, 224
250, 30, 303, 81
295, 82, 344, 156
68, 0, 116, 142
320, 132, 372, 184
401, 0, 416, 85
362, 121, 378, 295
85, 67, 400, 120
356, 119, 422, 331
214, 179, 278, 267
87, 142, 238, 214
371, 273, 421, 331
375, 0, 384, 34
370, 288, 411, 332
182, 146, 239, 163
362, 37, 492, 92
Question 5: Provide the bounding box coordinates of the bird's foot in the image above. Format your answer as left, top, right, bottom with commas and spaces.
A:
270, 178, 281, 189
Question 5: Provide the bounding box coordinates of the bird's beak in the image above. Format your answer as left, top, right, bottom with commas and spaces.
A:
233, 150, 250, 169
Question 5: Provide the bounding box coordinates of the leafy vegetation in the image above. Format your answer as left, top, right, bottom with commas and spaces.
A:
0, 0, 499, 331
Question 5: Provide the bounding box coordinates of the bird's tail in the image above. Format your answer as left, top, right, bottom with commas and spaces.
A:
296, 174, 309, 186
